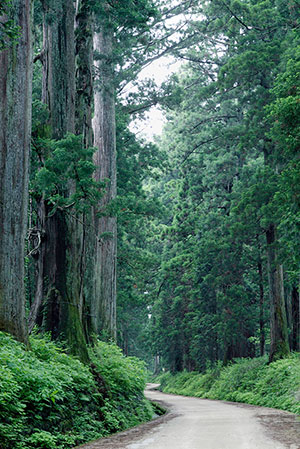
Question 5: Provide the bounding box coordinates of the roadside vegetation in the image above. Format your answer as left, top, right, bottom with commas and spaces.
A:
156, 354, 300, 415
0, 1, 299, 447
0, 332, 153, 449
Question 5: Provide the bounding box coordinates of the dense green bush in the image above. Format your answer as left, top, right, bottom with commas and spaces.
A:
89, 342, 153, 432
0, 332, 153, 449
157, 354, 300, 415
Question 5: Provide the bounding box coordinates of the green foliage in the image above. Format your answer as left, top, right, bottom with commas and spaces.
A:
116, 106, 164, 362
145, 0, 300, 372
0, 332, 154, 449
0, 332, 102, 449
26, 432, 57, 449
31, 133, 104, 214
91, 341, 148, 397
31, 100, 51, 138
0, 0, 20, 50
94, 0, 158, 32
93, 0, 159, 87
267, 47, 300, 157
89, 341, 154, 432
158, 354, 300, 414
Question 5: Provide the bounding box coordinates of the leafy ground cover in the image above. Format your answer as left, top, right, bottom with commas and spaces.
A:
156, 354, 300, 415
0, 332, 154, 449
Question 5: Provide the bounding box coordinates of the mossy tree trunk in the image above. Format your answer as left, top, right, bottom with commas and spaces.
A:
266, 224, 290, 362
29, 0, 89, 362
75, 0, 93, 147
258, 260, 265, 356
92, 18, 117, 340
0, 0, 32, 343
74, 0, 95, 343
291, 284, 299, 352
41, 0, 75, 139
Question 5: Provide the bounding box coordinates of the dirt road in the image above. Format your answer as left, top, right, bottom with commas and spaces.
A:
77, 384, 300, 449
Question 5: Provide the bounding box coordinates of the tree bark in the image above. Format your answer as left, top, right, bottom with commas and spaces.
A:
28, 199, 46, 332
74, 0, 95, 344
291, 284, 299, 351
92, 23, 117, 340
29, 0, 89, 362
41, 0, 75, 138
75, 0, 93, 147
258, 260, 265, 356
31, 0, 76, 332
266, 224, 290, 362
0, 0, 32, 343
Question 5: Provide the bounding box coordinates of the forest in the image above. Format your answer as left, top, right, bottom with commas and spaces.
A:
0, 0, 299, 448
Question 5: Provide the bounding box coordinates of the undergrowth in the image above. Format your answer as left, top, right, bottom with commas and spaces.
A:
0, 332, 154, 449
156, 354, 300, 415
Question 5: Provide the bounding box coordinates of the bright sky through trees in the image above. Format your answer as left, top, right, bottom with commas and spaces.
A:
129, 56, 182, 141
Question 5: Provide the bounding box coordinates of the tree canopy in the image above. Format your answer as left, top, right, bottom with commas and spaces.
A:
0, 0, 299, 372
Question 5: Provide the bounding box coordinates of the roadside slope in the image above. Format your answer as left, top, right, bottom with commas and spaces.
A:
157, 355, 300, 415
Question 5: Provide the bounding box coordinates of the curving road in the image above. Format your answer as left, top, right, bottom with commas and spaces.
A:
77, 384, 300, 449
131, 384, 285, 449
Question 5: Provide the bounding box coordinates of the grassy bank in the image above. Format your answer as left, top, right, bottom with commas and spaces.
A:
0, 332, 154, 449
156, 354, 300, 415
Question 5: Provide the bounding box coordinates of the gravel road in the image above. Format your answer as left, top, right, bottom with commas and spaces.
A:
76, 384, 300, 449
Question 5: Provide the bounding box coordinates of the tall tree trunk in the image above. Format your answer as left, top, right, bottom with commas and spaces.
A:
266, 224, 289, 362
258, 260, 265, 356
75, 0, 93, 147
30, 0, 75, 331
0, 0, 32, 342
28, 199, 46, 331
291, 284, 299, 351
74, 0, 95, 343
41, 0, 75, 138
92, 23, 117, 339
29, 0, 89, 361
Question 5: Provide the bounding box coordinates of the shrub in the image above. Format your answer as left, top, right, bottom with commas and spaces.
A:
158, 354, 300, 415
0, 332, 154, 449
90, 341, 154, 431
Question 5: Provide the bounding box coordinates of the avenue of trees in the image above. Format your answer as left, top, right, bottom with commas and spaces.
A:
113, 0, 300, 370
0, 0, 197, 358
0, 0, 299, 373
146, 0, 300, 370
